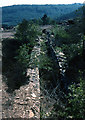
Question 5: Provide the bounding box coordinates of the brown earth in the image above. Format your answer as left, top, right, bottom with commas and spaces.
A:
2, 68, 40, 119
2, 31, 16, 39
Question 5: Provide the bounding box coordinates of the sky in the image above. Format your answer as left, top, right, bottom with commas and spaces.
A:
0, 0, 84, 7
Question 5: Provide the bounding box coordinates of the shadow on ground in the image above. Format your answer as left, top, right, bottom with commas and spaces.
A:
2, 38, 30, 93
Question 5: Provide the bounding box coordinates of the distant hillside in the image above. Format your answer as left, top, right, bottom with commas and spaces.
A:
2, 4, 83, 25
58, 6, 83, 21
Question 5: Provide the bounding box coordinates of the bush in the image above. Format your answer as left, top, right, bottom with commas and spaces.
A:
15, 19, 39, 46
64, 79, 85, 119
15, 44, 31, 68
4, 62, 29, 92
2, 39, 29, 92
62, 43, 83, 61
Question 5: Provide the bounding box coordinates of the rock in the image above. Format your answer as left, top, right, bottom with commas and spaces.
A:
31, 93, 36, 97
29, 110, 34, 118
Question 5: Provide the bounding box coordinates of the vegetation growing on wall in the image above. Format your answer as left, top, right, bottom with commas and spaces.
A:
2, 4, 85, 119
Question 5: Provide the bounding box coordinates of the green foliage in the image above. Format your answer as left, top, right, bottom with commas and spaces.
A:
15, 19, 39, 45
14, 19, 40, 69
2, 4, 83, 25
55, 27, 70, 45
56, 28, 70, 39
82, 4, 85, 34
65, 79, 85, 119
4, 62, 29, 92
2, 19, 40, 92
15, 19, 28, 42
39, 53, 53, 71
2, 39, 29, 92
15, 44, 31, 68
39, 40, 54, 71
52, 26, 71, 46
55, 46, 62, 54
2, 38, 21, 73
62, 43, 83, 61
41, 14, 51, 25
53, 17, 83, 47
52, 18, 83, 61
47, 13, 85, 119
52, 78, 85, 119
2, 5, 85, 117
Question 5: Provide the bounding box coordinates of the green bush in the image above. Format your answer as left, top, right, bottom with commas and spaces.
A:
4, 62, 29, 92
2, 19, 40, 91
65, 79, 85, 119
53, 79, 85, 119
15, 19, 39, 46
15, 44, 31, 68
62, 43, 83, 61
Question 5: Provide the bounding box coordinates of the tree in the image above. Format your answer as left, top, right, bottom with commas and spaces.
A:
15, 19, 39, 46
41, 14, 49, 25
15, 19, 28, 42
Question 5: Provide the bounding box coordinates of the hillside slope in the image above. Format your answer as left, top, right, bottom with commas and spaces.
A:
2, 3, 83, 25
